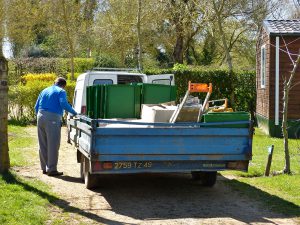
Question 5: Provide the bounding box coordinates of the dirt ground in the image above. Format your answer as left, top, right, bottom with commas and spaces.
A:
16, 127, 299, 225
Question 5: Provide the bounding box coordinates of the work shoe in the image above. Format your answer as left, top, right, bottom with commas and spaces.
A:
47, 171, 63, 176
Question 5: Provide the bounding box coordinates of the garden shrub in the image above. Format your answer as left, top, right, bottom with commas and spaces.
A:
8, 58, 95, 84
21, 73, 57, 84
9, 73, 76, 122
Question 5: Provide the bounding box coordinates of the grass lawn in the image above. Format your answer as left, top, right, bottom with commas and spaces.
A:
222, 128, 300, 217
0, 125, 64, 225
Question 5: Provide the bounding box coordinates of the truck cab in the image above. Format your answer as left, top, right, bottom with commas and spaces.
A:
72, 69, 175, 115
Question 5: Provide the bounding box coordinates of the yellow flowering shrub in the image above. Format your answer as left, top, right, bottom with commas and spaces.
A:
22, 73, 57, 84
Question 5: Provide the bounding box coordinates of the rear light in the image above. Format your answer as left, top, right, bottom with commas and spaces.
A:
92, 162, 113, 171
92, 161, 101, 171
103, 162, 113, 170
81, 106, 86, 114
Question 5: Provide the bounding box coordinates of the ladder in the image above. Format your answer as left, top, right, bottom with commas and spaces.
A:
169, 81, 212, 123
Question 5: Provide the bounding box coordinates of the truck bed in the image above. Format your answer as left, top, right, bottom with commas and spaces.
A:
68, 116, 253, 175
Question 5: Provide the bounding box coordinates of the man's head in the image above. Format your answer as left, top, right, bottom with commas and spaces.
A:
54, 77, 67, 88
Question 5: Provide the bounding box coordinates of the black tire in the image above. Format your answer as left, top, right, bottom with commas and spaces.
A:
191, 171, 202, 180
83, 157, 97, 189
191, 171, 217, 187
201, 172, 217, 187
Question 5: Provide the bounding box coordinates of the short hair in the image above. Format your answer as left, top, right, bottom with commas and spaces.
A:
54, 77, 67, 87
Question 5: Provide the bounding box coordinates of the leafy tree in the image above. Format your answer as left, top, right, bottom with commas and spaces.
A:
5, 0, 47, 57
46, 0, 82, 80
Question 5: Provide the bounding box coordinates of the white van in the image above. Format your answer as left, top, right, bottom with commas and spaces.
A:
72, 69, 175, 114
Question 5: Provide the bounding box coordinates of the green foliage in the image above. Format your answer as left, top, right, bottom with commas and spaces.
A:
93, 54, 120, 68
199, 34, 216, 65
8, 74, 76, 122
172, 63, 189, 71
8, 58, 95, 84
9, 80, 52, 121
145, 68, 256, 113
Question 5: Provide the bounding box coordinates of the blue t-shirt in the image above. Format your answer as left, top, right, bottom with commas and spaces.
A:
35, 85, 77, 116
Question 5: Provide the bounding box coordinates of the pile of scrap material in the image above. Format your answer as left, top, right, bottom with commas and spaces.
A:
208, 98, 233, 112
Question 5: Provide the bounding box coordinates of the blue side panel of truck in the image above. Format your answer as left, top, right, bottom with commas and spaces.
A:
68, 117, 253, 175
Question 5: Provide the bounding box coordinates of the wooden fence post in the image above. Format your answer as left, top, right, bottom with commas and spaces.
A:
264, 145, 274, 176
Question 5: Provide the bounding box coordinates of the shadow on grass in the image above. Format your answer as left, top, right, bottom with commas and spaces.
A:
223, 178, 300, 217
2, 171, 123, 225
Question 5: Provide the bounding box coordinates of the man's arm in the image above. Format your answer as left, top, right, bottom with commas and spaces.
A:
34, 94, 41, 114
59, 91, 77, 115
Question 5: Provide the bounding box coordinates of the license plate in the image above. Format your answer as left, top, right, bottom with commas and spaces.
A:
114, 161, 152, 170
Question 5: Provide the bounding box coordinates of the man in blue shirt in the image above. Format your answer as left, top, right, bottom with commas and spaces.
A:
35, 77, 77, 176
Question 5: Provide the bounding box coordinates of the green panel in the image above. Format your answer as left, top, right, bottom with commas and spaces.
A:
104, 85, 140, 118
94, 86, 105, 118
203, 112, 250, 128
142, 84, 177, 104
134, 85, 141, 118
87, 86, 96, 118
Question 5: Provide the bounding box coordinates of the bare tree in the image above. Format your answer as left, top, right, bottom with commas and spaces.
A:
281, 46, 300, 174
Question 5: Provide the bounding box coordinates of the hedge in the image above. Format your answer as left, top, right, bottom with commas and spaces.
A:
9, 73, 75, 122
145, 68, 256, 114
8, 58, 95, 84
8, 68, 256, 122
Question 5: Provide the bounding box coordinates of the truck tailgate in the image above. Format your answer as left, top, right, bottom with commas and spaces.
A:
69, 118, 253, 164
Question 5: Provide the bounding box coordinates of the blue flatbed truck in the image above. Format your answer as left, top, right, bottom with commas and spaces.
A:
67, 116, 253, 189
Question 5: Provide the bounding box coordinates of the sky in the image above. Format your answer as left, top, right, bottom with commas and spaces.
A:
3, 37, 13, 59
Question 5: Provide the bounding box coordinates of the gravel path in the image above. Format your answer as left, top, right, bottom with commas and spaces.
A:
17, 127, 299, 225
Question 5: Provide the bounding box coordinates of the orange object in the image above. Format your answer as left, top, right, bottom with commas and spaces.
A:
188, 81, 212, 93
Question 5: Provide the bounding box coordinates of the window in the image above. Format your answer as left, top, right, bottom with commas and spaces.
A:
152, 79, 171, 85
261, 45, 266, 88
117, 75, 143, 84
93, 79, 113, 85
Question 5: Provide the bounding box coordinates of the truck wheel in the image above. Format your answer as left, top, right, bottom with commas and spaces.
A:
191, 171, 217, 187
191, 171, 201, 180
83, 157, 97, 189
201, 172, 217, 187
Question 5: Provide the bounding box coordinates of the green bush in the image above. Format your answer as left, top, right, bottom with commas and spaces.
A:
8, 58, 95, 85
9, 74, 76, 122
145, 68, 256, 114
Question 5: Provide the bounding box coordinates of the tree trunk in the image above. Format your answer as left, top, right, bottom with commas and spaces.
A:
137, 0, 143, 71
0, 56, 10, 173
281, 49, 300, 174
62, 0, 75, 80
173, 32, 184, 64
213, 1, 233, 73
212, 0, 235, 108
282, 80, 290, 174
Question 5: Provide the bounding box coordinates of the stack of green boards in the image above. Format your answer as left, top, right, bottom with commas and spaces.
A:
203, 112, 250, 128
86, 83, 177, 119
